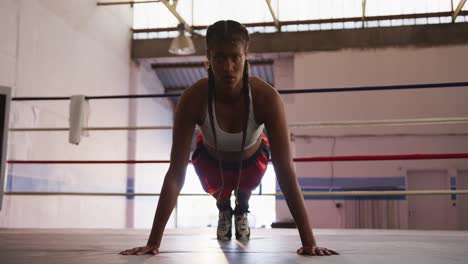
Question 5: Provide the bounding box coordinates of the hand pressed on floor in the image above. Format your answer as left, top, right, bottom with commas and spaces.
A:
120, 245, 159, 256
297, 246, 339, 256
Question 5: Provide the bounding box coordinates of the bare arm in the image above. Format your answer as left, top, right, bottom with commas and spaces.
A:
121, 83, 201, 255
263, 89, 316, 248
146, 88, 199, 247
262, 85, 338, 256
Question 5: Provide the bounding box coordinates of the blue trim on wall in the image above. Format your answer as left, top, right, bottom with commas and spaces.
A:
297, 176, 406, 188
450, 177, 456, 185
6, 173, 458, 201
6, 173, 13, 191
6, 174, 61, 192
275, 176, 458, 201
276, 195, 406, 201
126, 178, 135, 200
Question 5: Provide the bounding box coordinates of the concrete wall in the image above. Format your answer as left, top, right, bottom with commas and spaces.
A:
0, 0, 173, 228
275, 45, 468, 229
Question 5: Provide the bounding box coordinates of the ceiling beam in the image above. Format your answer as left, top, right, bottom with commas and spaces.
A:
97, 1, 160, 6
452, 0, 467, 22
133, 11, 468, 33
132, 23, 468, 58
160, 0, 191, 33
265, 0, 280, 31
362, 0, 367, 26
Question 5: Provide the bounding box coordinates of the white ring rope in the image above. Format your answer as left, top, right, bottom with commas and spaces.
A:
288, 117, 468, 128
4, 190, 468, 197
9, 117, 468, 132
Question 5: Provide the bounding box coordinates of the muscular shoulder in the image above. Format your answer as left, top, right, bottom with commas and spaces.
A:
183, 78, 208, 98
249, 76, 282, 123
250, 76, 280, 101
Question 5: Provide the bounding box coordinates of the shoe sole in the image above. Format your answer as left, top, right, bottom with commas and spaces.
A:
235, 228, 250, 240
217, 230, 232, 241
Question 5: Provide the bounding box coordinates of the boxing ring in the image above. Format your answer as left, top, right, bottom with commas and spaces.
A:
1, 82, 468, 263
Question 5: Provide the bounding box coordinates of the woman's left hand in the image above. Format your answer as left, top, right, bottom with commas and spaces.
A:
297, 246, 339, 256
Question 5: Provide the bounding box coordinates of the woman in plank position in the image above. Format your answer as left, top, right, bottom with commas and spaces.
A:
121, 20, 338, 256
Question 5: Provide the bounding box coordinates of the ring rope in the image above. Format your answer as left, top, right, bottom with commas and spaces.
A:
7, 153, 468, 164
288, 117, 468, 128
9, 125, 173, 132
4, 190, 468, 197
11, 81, 468, 101
9, 117, 468, 132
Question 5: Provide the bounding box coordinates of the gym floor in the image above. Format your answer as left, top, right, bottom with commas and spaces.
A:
1, 228, 467, 264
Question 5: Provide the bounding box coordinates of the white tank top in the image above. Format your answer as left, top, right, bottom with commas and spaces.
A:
199, 88, 264, 152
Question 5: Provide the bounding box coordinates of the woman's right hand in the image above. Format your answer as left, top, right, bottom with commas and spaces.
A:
120, 245, 159, 255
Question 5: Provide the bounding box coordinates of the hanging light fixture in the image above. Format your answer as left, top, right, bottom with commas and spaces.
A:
169, 23, 195, 55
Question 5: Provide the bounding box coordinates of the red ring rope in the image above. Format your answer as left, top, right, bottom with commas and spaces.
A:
7, 153, 468, 164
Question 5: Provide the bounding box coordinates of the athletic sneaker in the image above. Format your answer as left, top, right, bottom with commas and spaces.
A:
234, 213, 250, 240
217, 210, 232, 241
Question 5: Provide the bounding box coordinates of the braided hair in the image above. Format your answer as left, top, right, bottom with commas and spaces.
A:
206, 20, 250, 199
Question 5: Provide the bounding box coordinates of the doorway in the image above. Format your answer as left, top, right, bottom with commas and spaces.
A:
407, 170, 454, 230
457, 170, 468, 230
